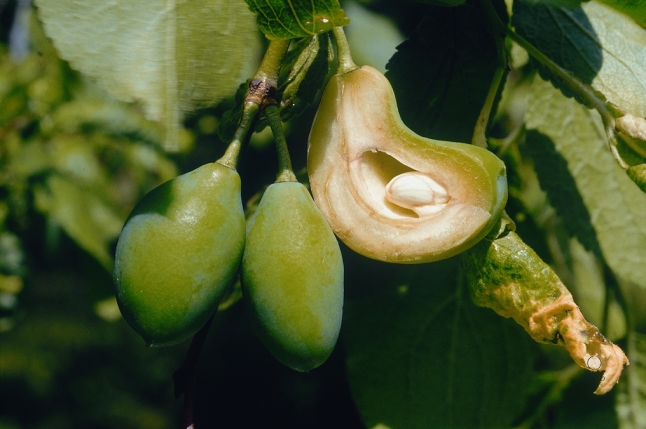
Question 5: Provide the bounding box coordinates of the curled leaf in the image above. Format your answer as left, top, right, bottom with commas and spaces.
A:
462, 220, 629, 394
35, 0, 260, 150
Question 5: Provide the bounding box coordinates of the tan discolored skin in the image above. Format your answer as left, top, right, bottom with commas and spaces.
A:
114, 163, 245, 346
463, 222, 629, 395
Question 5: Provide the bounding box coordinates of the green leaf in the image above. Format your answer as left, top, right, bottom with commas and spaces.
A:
244, 0, 349, 40
513, 0, 646, 117
276, 34, 331, 122
615, 332, 646, 429
568, 238, 626, 341
33, 175, 124, 271
598, 0, 646, 28
34, 0, 260, 150
525, 76, 646, 292
553, 371, 620, 429
344, 257, 535, 429
519, 0, 587, 6
8, 141, 50, 178
385, 1, 505, 143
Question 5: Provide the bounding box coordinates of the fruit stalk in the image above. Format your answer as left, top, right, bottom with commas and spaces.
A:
332, 27, 357, 74
218, 101, 259, 169
220, 39, 290, 168
254, 39, 291, 89
265, 104, 296, 182
245, 38, 290, 108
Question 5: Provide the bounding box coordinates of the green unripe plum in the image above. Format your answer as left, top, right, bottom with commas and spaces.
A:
114, 162, 245, 346
242, 181, 344, 371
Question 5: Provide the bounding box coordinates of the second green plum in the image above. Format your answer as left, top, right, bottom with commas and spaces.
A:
242, 181, 344, 372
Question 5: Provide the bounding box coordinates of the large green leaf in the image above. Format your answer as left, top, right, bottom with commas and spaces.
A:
552, 370, 620, 429
525, 77, 646, 291
344, 257, 535, 429
599, 0, 646, 28
244, 0, 349, 39
616, 332, 646, 429
385, 1, 504, 143
35, 0, 260, 150
513, 0, 646, 117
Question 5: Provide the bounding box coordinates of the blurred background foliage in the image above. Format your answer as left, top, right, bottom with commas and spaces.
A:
0, 2, 364, 427
0, 0, 644, 428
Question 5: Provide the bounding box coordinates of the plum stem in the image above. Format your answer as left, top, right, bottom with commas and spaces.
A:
332, 27, 358, 74
255, 39, 291, 87
218, 101, 260, 169
217, 39, 290, 168
265, 104, 297, 182
173, 313, 215, 429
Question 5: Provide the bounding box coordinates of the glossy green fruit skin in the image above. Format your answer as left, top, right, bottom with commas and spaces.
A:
114, 162, 245, 346
242, 182, 344, 371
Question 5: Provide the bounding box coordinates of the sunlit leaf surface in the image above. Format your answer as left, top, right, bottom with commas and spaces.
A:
35, 0, 260, 150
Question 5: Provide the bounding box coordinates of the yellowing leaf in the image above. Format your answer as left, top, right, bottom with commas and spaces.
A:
525, 77, 646, 291
514, 1, 646, 118
35, 0, 260, 150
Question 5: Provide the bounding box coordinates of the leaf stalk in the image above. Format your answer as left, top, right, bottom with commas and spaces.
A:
473, 0, 509, 148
